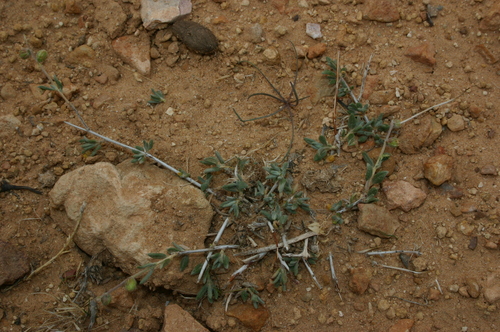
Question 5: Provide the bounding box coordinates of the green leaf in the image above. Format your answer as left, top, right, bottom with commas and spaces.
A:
148, 89, 166, 105
180, 256, 189, 272
362, 152, 374, 166
159, 259, 170, 269
139, 268, 155, 285
367, 187, 379, 197
365, 164, 374, 181
191, 263, 203, 275
319, 135, 328, 145
372, 171, 389, 184
332, 214, 344, 224
137, 262, 156, 269
147, 253, 167, 259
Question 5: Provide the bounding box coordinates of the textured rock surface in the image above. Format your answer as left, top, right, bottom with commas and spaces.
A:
226, 303, 270, 331
49, 161, 214, 293
0, 241, 30, 286
163, 304, 209, 332
349, 267, 372, 295
112, 32, 151, 75
383, 180, 427, 212
357, 204, 399, 238
94, 1, 127, 38
141, 0, 192, 29
398, 116, 442, 154
363, 0, 400, 22
405, 42, 437, 66
171, 20, 219, 55
423, 154, 453, 186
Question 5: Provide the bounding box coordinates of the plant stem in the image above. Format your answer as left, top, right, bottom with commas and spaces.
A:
235, 231, 318, 256
400, 98, 455, 125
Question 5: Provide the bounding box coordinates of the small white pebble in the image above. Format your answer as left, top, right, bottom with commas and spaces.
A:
483, 91, 488, 96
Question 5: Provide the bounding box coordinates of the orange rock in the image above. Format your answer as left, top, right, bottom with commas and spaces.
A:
388, 319, 415, 332
226, 304, 270, 331
423, 154, 453, 186
363, 0, 400, 22
405, 42, 436, 66
479, 2, 500, 31
307, 43, 327, 59
348, 267, 372, 295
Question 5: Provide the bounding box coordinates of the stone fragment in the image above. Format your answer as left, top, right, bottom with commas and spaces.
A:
64, 0, 82, 14
94, 1, 127, 38
405, 42, 436, 66
378, 299, 390, 311
301, 168, 339, 193
307, 43, 327, 59
141, 0, 192, 30
436, 226, 447, 239
171, 20, 218, 55
484, 271, 500, 304
65, 45, 96, 67
480, 165, 497, 176
423, 154, 453, 186
226, 304, 270, 331
274, 25, 288, 37
49, 162, 214, 293
0, 241, 30, 286
0, 83, 17, 100
382, 181, 427, 212
485, 241, 498, 250
262, 47, 280, 65
428, 288, 441, 301
349, 267, 372, 295
361, 75, 379, 100
112, 32, 151, 75
388, 319, 415, 332
466, 278, 481, 298
368, 90, 394, 105
398, 116, 442, 154
479, 2, 500, 31
163, 304, 208, 332
0, 115, 21, 139
412, 257, 428, 272
363, 0, 399, 22
357, 204, 399, 238
474, 44, 498, 64
446, 114, 466, 132
306, 23, 322, 39
247, 23, 263, 43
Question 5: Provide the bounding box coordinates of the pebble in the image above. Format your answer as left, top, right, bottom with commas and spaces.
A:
362, 0, 400, 22
0, 241, 31, 286
389, 319, 414, 332
446, 114, 466, 131
378, 299, 390, 311
0, 83, 17, 100
307, 43, 327, 59
247, 23, 263, 43
263, 47, 280, 64
348, 267, 372, 295
111, 32, 151, 75
274, 25, 288, 37
386, 307, 396, 319
226, 304, 270, 332
306, 23, 322, 39
466, 278, 481, 298
65, 45, 96, 67
141, 0, 192, 30
357, 204, 400, 238
171, 20, 219, 55
484, 271, 500, 304
423, 154, 453, 186
485, 241, 498, 250
428, 288, 441, 301
382, 180, 427, 212
479, 2, 500, 31
480, 165, 497, 176
404, 42, 436, 66
436, 226, 447, 239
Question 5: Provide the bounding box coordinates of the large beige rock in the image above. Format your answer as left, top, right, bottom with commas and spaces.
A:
163, 304, 208, 332
398, 115, 442, 154
49, 161, 214, 293
357, 204, 399, 238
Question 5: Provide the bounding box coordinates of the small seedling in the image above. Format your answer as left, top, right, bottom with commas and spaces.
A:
304, 136, 337, 161
79, 138, 102, 156
147, 89, 166, 105
234, 285, 265, 308
131, 140, 154, 164
323, 57, 350, 97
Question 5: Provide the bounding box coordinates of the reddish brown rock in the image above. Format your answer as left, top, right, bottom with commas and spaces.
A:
357, 204, 400, 238
163, 304, 208, 332
94, 0, 127, 38
361, 75, 379, 100
349, 267, 372, 295
423, 154, 453, 186
480, 165, 498, 176
428, 288, 441, 301
112, 32, 151, 75
383, 180, 427, 212
388, 319, 415, 332
226, 304, 270, 331
479, 2, 500, 31
363, 0, 400, 23
0, 241, 30, 286
398, 116, 442, 154
64, 0, 82, 14
307, 43, 327, 59
405, 42, 436, 66
484, 271, 500, 304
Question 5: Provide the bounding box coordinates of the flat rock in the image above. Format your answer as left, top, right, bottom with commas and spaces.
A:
368, 89, 395, 105
480, 164, 497, 176
65, 45, 96, 67
0, 114, 21, 139
446, 114, 466, 132
398, 115, 442, 154
349, 267, 372, 295
226, 303, 270, 331
49, 161, 214, 293
479, 2, 500, 31
163, 304, 208, 332
388, 319, 415, 332
94, 1, 127, 38
141, 0, 192, 30
405, 42, 436, 66
466, 278, 481, 298
0, 241, 30, 286
112, 32, 151, 75
357, 203, 399, 238
423, 154, 453, 186
484, 270, 500, 304
307, 43, 327, 59
1, 83, 17, 100
306, 23, 322, 39
363, 0, 400, 22
382, 180, 427, 212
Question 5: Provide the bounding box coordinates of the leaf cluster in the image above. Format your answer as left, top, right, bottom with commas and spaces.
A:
147, 89, 166, 105
80, 138, 102, 156
323, 57, 350, 97
235, 286, 265, 309
132, 140, 154, 164
304, 136, 336, 161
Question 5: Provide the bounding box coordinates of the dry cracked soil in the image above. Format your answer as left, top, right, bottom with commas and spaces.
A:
1, 0, 500, 331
